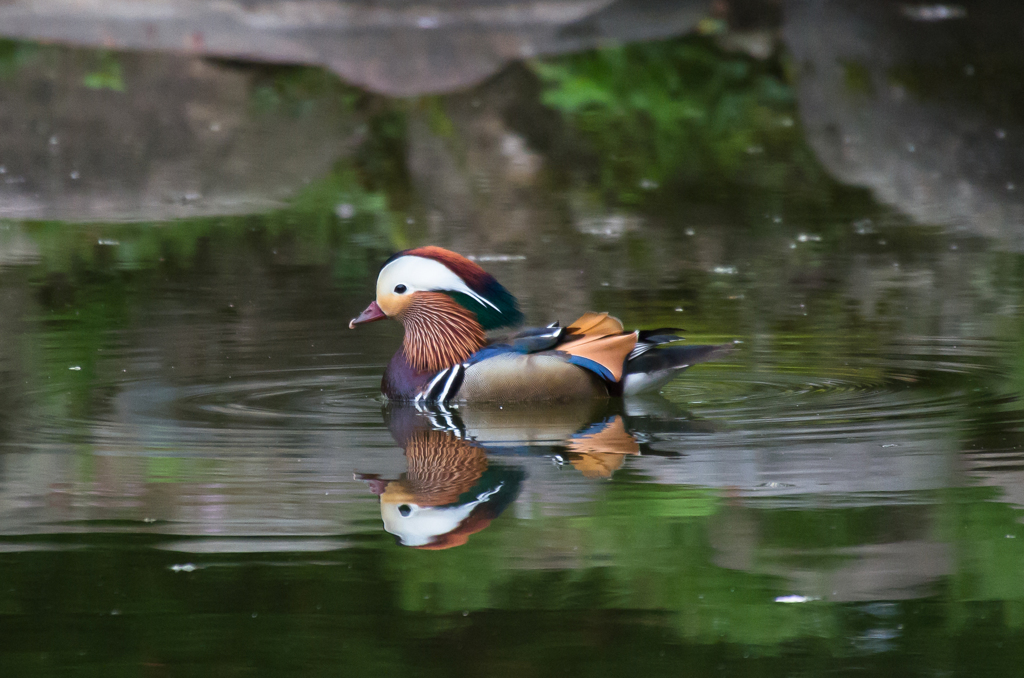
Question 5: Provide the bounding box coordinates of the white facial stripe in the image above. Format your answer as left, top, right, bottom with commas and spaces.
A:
380, 483, 502, 546
377, 256, 499, 310
381, 502, 478, 546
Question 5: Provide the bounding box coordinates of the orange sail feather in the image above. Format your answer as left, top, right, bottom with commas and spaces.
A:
558, 313, 637, 382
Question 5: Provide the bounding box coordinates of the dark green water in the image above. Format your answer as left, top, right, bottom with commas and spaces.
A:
3, 27, 1024, 677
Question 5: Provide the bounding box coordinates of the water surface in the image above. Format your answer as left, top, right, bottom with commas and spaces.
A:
2, 20, 1024, 677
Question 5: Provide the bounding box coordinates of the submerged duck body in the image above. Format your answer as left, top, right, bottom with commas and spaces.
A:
350, 246, 729, 402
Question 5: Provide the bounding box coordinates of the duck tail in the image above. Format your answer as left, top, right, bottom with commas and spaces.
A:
619, 342, 733, 396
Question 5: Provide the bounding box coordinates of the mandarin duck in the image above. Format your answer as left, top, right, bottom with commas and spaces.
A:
350, 246, 730, 402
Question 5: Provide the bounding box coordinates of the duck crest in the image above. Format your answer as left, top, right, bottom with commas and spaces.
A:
392, 247, 487, 286
400, 292, 487, 373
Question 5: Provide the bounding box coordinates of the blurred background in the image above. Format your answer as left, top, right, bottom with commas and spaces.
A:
2, 0, 1024, 675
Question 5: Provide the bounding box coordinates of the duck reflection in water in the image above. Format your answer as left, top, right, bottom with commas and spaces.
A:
356, 401, 648, 548
359, 425, 522, 550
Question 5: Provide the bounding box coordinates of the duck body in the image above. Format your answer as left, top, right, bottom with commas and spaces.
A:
382, 324, 612, 402
350, 246, 729, 403
378, 324, 611, 402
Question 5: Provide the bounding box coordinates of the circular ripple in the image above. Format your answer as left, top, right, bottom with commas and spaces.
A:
18, 367, 388, 446
166, 368, 384, 426
660, 337, 1016, 441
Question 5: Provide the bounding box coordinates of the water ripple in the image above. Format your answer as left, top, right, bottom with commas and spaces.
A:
661, 336, 1018, 442
152, 368, 385, 428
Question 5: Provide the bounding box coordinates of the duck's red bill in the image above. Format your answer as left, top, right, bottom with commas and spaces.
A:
349, 300, 387, 329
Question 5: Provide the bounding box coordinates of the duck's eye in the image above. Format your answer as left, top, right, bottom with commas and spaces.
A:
394, 284, 407, 294
398, 504, 412, 517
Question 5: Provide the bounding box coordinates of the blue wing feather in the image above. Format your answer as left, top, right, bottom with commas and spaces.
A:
465, 325, 566, 366
464, 345, 519, 365
566, 355, 616, 382
506, 325, 564, 353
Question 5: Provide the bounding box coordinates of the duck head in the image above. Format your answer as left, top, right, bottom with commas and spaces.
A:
349, 247, 525, 372
349, 246, 523, 330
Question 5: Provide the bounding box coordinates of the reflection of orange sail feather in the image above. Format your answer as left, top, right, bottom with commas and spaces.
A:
558, 313, 637, 382
565, 415, 639, 478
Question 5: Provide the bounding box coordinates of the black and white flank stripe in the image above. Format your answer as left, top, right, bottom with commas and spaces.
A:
416, 363, 466, 403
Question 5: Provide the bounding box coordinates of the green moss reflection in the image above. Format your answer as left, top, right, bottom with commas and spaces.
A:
532, 37, 831, 208
82, 52, 125, 92
0, 39, 40, 79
